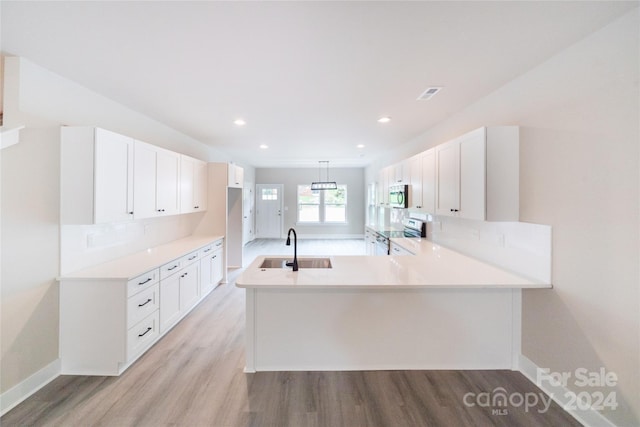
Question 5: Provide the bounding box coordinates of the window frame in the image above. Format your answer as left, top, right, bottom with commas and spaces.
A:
296, 184, 348, 225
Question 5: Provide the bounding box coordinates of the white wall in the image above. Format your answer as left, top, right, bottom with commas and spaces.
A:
367, 10, 639, 425
255, 167, 365, 238
0, 57, 220, 397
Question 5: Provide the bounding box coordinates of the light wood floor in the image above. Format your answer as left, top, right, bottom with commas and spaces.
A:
2, 239, 581, 427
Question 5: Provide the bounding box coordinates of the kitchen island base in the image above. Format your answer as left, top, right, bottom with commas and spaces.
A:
244, 287, 521, 373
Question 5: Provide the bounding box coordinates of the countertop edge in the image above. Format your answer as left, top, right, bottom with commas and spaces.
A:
60, 234, 224, 281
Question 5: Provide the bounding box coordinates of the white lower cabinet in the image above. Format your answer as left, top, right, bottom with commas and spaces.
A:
390, 242, 415, 256
200, 239, 225, 298
127, 312, 160, 361
59, 237, 224, 376
159, 252, 201, 333
159, 271, 181, 333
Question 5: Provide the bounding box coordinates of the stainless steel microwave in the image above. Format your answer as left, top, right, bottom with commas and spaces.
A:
389, 184, 409, 208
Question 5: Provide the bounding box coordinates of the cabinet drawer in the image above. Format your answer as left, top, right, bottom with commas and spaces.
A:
181, 250, 200, 267
160, 259, 182, 279
127, 311, 160, 361
127, 269, 159, 297
199, 244, 214, 258
127, 283, 159, 328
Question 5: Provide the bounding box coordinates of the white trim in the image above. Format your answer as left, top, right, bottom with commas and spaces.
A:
511, 289, 522, 370
0, 358, 61, 416
518, 354, 616, 427
0, 125, 25, 150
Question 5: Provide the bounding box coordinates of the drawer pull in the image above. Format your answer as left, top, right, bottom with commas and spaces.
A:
138, 327, 152, 337
188, 255, 197, 261
215, 242, 222, 247
138, 298, 152, 307
138, 277, 152, 286
167, 265, 178, 271
203, 248, 211, 253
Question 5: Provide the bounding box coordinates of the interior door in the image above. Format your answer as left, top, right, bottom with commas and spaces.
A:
255, 184, 283, 238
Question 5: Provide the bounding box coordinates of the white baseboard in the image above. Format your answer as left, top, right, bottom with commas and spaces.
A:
519, 354, 616, 427
0, 359, 61, 416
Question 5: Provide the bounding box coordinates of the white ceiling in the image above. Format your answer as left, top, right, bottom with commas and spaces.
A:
1, 1, 635, 167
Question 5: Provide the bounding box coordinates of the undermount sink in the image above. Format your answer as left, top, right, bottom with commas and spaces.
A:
259, 257, 332, 269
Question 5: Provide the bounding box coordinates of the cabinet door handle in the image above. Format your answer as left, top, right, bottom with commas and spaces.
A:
167, 265, 178, 271
138, 298, 152, 307
138, 277, 152, 285
212, 255, 217, 260
138, 327, 152, 337
129, 211, 134, 215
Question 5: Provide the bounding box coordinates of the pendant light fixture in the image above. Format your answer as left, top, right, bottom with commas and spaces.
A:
311, 160, 337, 190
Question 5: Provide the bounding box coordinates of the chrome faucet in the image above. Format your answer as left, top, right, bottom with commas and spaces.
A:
285, 228, 298, 271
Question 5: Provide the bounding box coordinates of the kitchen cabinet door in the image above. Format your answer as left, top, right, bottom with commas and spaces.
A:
180, 155, 196, 213
94, 129, 134, 223
134, 141, 180, 219
435, 139, 460, 216
156, 148, 180, 216
211, 247, 224, 285
194, 159, 208, 211
61, 127, 134, 224
421, 149, 436, 214
458, 129, 486, 221
200, 241, 223, 297
376, 166, 392, 206
179, 262, 200, 312
228, 163, 244, 188
434, 127, 518, 221
409, 154, 422, 209
133, 141, 159, 219
160, 273, 181, 333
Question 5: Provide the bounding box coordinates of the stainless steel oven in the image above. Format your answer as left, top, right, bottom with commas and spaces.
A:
402, 218, 426, 238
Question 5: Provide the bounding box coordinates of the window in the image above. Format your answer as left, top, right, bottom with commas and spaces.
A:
297, 185, 347, 223
261, 188, 278, 200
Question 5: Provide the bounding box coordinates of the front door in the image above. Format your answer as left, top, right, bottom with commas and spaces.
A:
255, 184, 283, 238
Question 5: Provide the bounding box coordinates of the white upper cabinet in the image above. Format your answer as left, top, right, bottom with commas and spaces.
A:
409, 148, 436, 213
436, 126, 519, 221
376, 166, 392, 206
435, 138, 461, 216
228, 163, 244, 188
180, 155, 208, 214
61, 127, 134, 224
134, 141, 180, 219
409, 153, 422, 209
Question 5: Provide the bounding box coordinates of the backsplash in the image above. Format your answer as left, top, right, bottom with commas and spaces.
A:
425, 216, 552, 283
60, 214, 203, 275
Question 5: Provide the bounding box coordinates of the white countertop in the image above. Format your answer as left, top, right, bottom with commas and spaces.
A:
61, 235, 224, 280
235, 238, 550, 290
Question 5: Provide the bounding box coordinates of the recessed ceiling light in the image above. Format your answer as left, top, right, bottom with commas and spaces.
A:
377, 117, 391, 123
357, 144, 365, 149
234, 119, 246, 126
259, 144, 269, 149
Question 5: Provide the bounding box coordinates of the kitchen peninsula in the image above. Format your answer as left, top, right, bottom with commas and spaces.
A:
235, 240, 550, 373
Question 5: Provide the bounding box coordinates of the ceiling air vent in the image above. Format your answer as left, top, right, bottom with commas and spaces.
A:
417, 87, 443, 101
